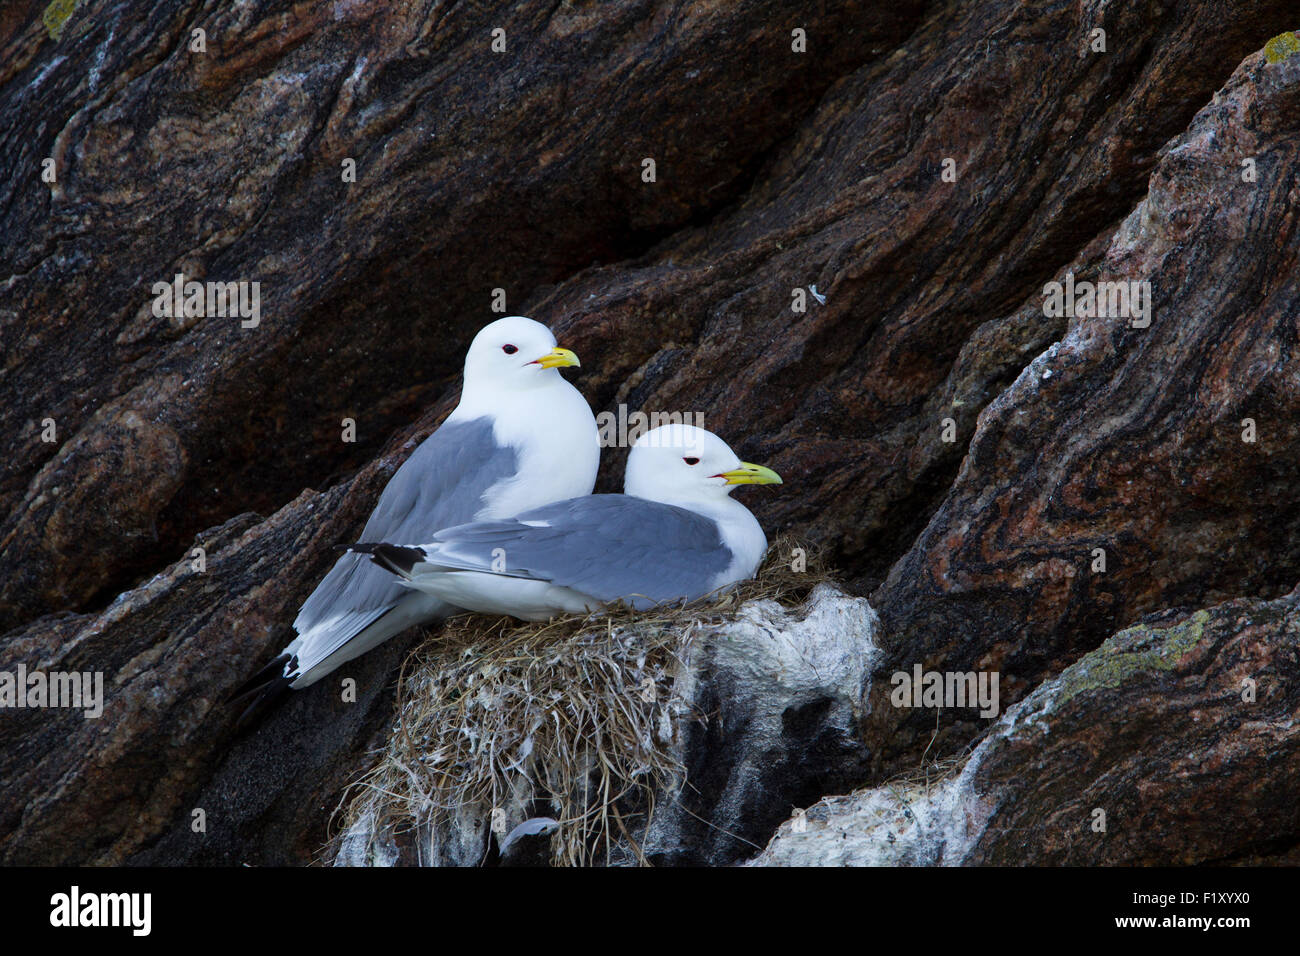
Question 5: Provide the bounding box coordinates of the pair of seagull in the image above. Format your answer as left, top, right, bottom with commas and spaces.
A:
234, 316, 782, 722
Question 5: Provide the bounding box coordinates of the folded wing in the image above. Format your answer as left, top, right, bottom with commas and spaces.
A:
288, 416, 519, 677
410, 494, 733, 609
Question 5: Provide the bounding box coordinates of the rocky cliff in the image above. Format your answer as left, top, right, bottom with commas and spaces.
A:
1, 0, 1298, 865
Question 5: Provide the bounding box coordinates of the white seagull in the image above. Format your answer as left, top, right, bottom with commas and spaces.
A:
349, 424, 783, 621
233, 316, 599, 723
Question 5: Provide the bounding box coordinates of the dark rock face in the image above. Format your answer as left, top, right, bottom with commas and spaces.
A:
0, 0, 922, 630
755, 589, 1300, 866
0, 473, 423, 865
3, 0, 1300, 865
967, 595, 1300, 866
868, 45, 1300, 774
535, 0, 1300, 598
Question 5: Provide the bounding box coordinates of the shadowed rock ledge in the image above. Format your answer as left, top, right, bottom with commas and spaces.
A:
753, 588, 1300, 866
2, 1, 1300, 865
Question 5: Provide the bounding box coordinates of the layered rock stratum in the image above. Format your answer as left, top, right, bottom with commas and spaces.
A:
1, 1, 1298, 865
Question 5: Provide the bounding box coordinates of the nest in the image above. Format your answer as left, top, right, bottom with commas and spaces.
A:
331, 536, 832, 866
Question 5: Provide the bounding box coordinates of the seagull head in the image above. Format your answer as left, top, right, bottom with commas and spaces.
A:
624, 423, 782, 507
462, 316, 581, 394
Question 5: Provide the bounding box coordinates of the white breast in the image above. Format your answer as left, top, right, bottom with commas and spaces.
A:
475, 380, 600, 519
699, 497, 769, 591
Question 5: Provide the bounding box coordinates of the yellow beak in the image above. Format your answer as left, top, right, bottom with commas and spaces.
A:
532, 347, 581, 369
719, 462, 783, 485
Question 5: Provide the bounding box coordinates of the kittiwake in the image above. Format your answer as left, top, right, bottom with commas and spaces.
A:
349, 424, 783, 621
233, 316, 599, 723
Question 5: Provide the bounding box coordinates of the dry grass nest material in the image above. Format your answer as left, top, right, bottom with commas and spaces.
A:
333, 536, 833, 866
878, 753, 969, 806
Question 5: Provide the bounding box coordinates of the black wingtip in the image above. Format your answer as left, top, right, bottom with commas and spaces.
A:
350, 542, 424, 577
231, 677, 294, 735
227, 653, 297, 734
227, 652, 293, 704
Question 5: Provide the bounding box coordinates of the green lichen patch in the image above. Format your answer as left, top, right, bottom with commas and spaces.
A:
42, 0, 80, 41
1264, 31, 1300, 65
1054, 609, 1211, 707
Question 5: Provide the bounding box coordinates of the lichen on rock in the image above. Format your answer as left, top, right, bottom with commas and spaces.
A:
41, 0, 80, 41
1264, 31, 1300, 64
1053, 608, 1210, 706
758, 590, 1300, 865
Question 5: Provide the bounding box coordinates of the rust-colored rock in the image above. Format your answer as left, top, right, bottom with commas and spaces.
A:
756, 590, 1300, 865
868, 45, 1300, 773
2, 0, 1300, 865
0, 0, 923, 629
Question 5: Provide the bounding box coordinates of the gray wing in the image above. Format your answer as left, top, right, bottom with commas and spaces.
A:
422, 494, 731, 609
294, 417, 518, 636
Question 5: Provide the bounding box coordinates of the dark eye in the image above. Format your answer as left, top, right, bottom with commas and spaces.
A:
683, 457, 700, 465
502, 344, 518, 354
